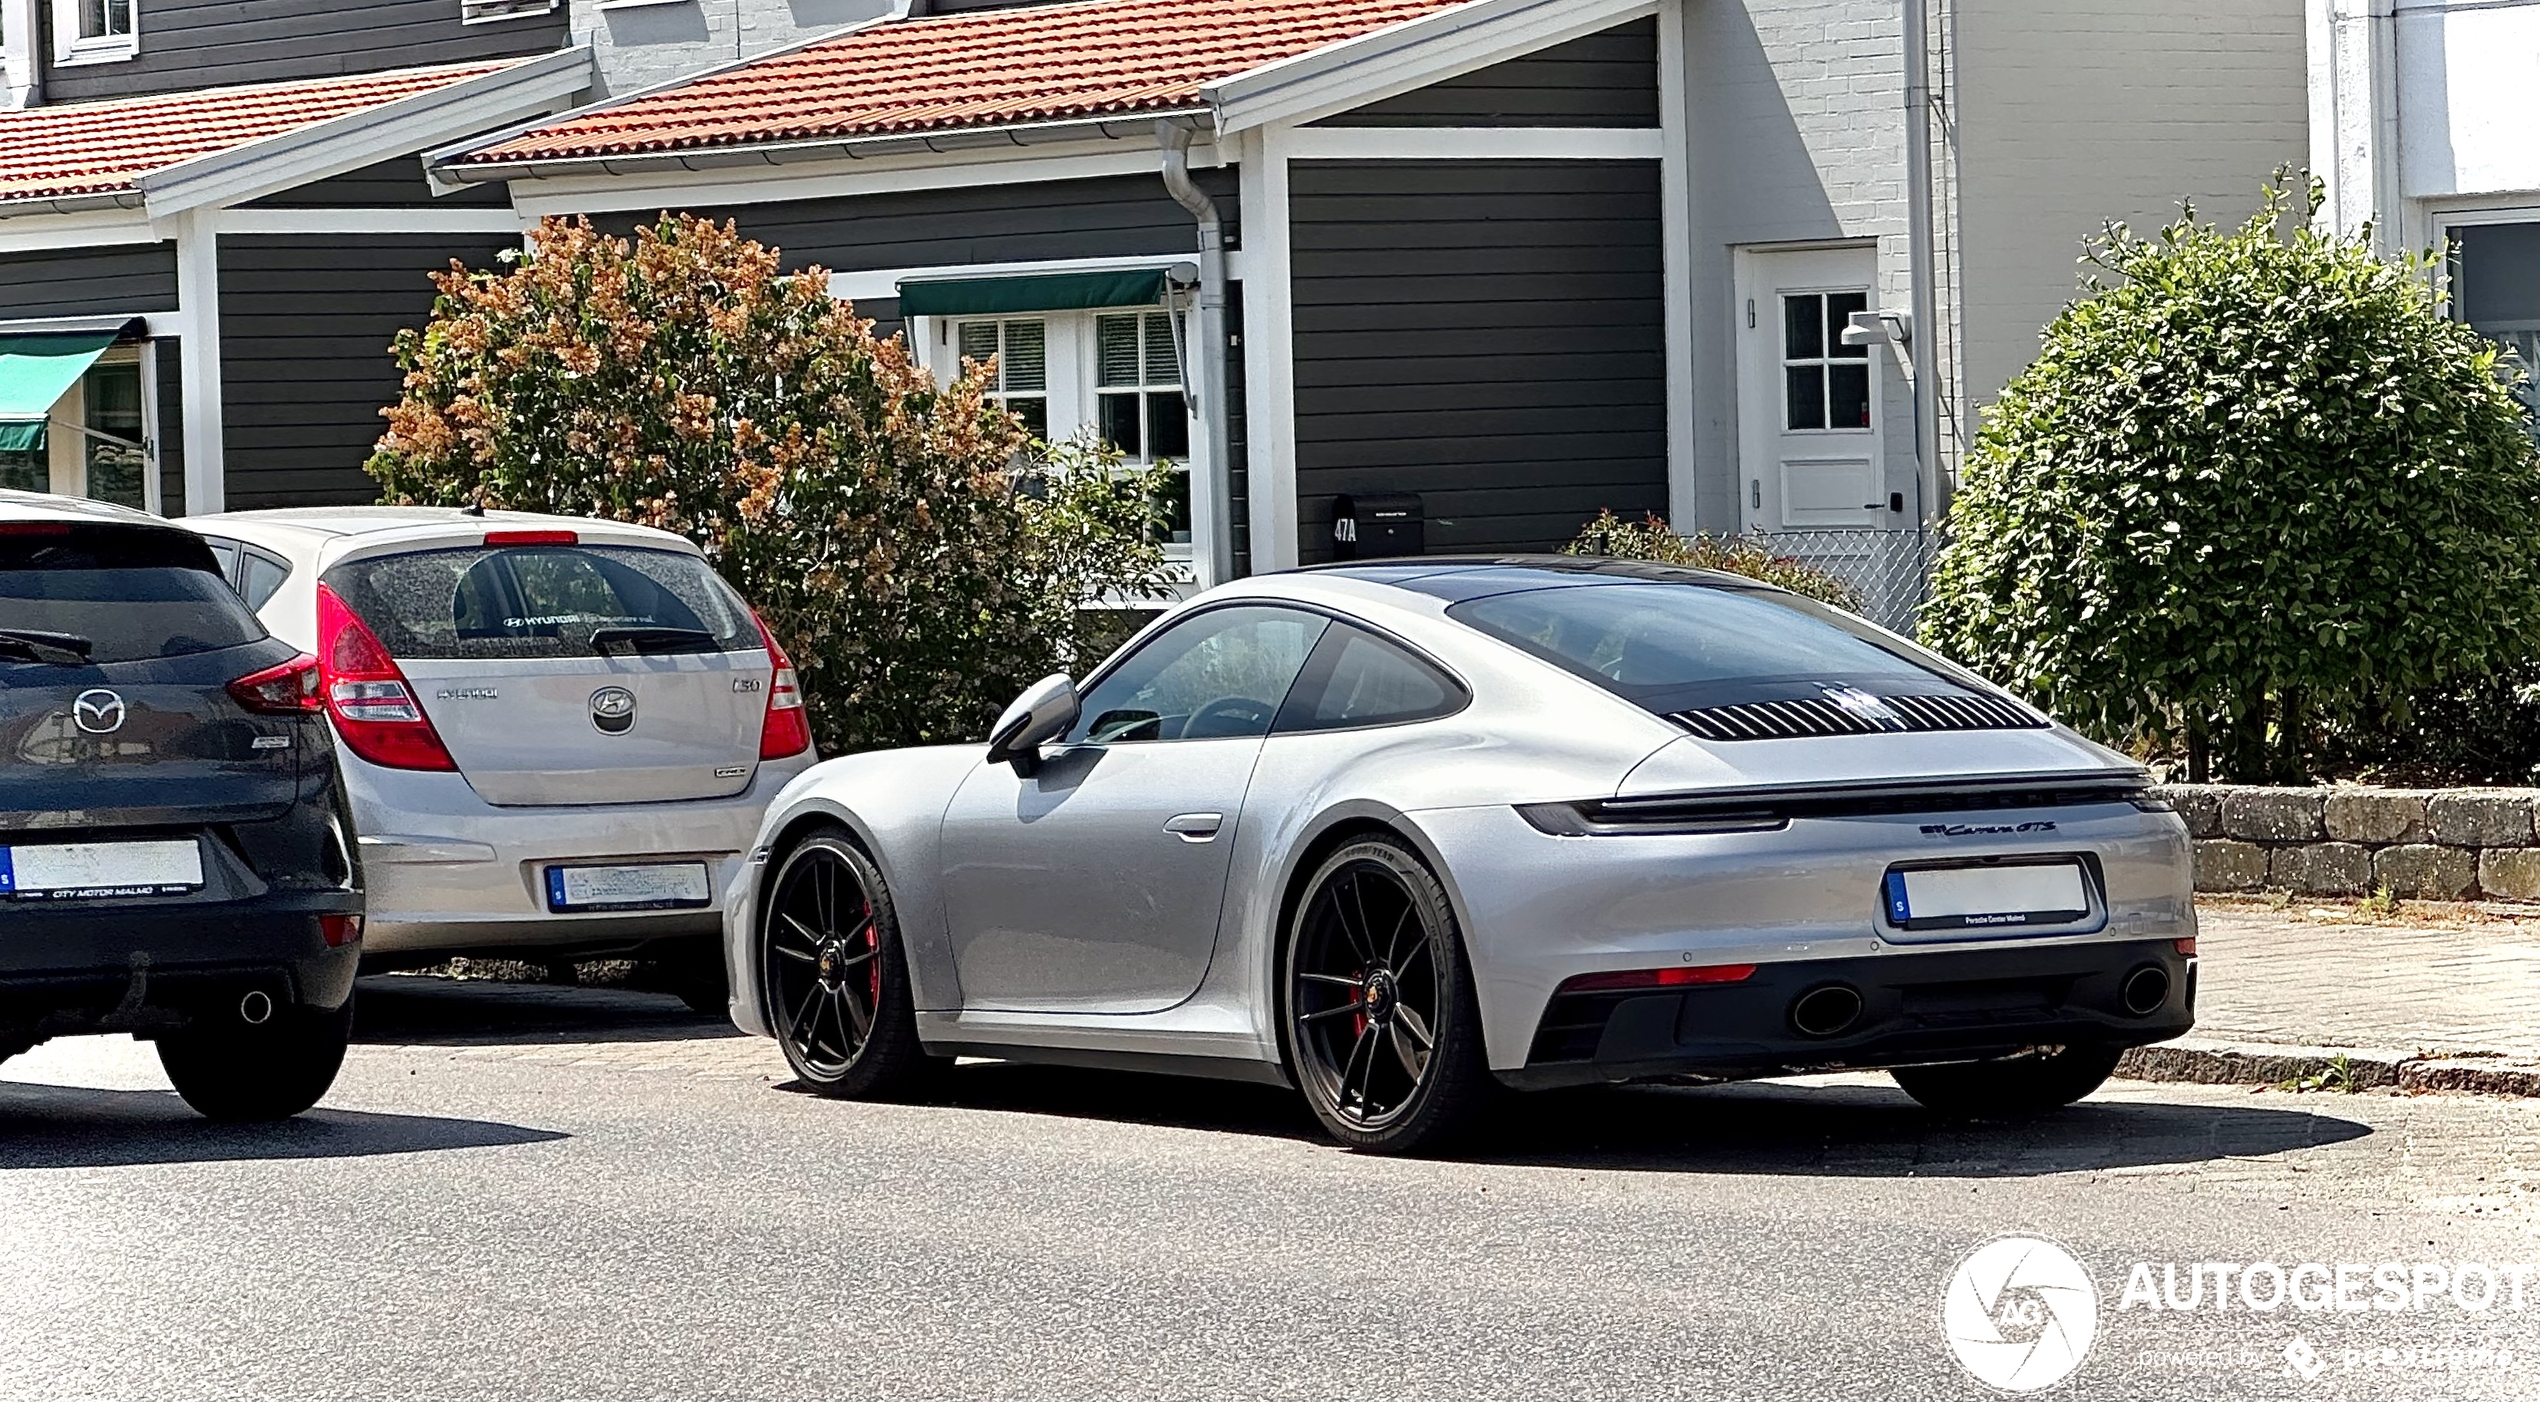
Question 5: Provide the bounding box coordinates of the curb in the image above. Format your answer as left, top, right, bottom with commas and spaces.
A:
2115, 1037, 2540, 1098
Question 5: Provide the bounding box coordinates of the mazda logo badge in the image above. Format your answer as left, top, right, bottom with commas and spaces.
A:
72, 688, 127, 735
590, 686, 637, 735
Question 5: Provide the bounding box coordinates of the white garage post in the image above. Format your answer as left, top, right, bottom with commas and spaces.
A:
174, 208, 226, 516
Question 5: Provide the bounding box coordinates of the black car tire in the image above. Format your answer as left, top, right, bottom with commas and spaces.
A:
1890, 1043, 2124, 1119
1282, 836, 1498, 1155
157, 996, 352, 1122
661, 940, 730, 1017
762, 831, 943, 1100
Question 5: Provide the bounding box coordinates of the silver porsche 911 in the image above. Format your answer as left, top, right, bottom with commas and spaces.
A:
722, 557, 2195, 1153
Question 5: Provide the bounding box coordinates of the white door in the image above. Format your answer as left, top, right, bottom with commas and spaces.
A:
1735, 247, 1889, 533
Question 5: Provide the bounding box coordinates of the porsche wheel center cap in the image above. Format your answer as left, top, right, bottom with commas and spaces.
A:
1362, 970, 1399, 1022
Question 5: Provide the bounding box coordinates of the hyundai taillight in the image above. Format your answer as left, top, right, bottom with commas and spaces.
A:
227, 653, 323, 715
752, 611, 812, 760
316, 583, 457, 771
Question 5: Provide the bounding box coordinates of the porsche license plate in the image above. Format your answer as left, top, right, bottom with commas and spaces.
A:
0, 839, 205, 899
545, 862, 712, 913
1884, 861, 2090, 934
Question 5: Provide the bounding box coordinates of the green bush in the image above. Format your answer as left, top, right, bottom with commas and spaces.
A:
1924, 177, 2540, 782
368, 214, 1177, 752
1564, 510, 1865, 611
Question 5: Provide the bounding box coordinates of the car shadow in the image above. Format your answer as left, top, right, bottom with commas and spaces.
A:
894, 1063, 2375, 1177
350, 974, 744, 1048
0, 1083, 565, 1170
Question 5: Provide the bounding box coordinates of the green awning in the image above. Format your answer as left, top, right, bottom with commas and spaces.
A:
0, 331, 119, 439
895, 269, 1170, 318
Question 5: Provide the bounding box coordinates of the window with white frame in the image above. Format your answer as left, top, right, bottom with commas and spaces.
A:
460, 0, 559, 25
2451, 220, 2540, 447
940, 307, 1197, 550
51, 0, 136, 64
1780, 289, 1872, 431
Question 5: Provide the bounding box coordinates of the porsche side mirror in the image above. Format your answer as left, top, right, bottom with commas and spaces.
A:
985, 673, 1078, 776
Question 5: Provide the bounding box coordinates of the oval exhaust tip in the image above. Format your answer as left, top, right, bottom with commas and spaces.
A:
1790, 984, 1864, 1038
2121, 965, 2171, 1017
238, 990, 274, 1026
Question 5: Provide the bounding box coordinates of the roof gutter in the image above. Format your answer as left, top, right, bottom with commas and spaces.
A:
0, 190, 150, 221
434, 108, 1216, 186
1158, 119, 1232, 586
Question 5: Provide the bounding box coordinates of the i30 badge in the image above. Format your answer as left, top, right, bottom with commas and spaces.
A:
72, 688, 127, 735
589, 686, 637, 735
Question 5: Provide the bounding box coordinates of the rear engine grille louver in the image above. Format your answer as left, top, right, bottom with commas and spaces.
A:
1671, 692, 2046, 741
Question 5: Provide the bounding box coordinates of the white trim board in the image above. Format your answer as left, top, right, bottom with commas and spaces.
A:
1278, 127, 1663, 162
1238, 125, 1300, 573
0, 209, 163, 253
506, 139, 1226, 218
212, 208, 529, 236
828, 251, 1252, 306
1655, 0, 1698, 531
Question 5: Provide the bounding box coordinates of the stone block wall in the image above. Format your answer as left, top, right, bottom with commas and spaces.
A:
2154, 785, 2540, 900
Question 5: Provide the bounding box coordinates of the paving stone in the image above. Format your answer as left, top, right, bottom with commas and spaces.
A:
2428, 791, 2539, 848
2479, 848, 2540, 901
2220, 787, 2324, 842
2369, 843, 2478, 899
2322, 788, 2432, 845
2151, 784, 2228, 839
2190, 838, 2268, 892
2266, 841, 2370, 895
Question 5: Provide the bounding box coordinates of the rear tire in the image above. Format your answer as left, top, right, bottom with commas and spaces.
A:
661, 940, 730, 1016
157, 997, 352, 1122
761, 831, 942, 1100
1890, 1044, 2123, 1119
1282, 836, 1498, 1154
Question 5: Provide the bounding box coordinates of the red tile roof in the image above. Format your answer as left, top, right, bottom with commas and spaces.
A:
466, 0, 1470, 165
0, 59, 529, 207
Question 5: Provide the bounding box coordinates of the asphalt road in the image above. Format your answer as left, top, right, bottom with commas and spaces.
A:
3, 976, 2536, 1401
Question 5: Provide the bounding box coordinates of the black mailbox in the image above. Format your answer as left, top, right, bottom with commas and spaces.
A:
1331, 492, 1424, 560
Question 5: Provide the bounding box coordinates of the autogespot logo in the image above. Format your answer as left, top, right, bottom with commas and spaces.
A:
1943, 1236, 2101, 1392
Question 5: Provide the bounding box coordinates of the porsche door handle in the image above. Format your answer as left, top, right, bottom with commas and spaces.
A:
1164, 813, 1224, 843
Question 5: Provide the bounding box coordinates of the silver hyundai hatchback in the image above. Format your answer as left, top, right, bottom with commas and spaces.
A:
187, 507, 818, 1008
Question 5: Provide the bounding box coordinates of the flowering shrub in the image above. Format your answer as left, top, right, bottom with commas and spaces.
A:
368, 214, 1177, 751
1564, 510, 1865, 610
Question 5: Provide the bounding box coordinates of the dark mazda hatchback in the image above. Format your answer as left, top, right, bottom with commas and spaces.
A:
1, 490, 361, 1119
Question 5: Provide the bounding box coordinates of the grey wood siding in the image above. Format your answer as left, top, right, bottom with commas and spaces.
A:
1288, 160, 1666, 561
1315, 18, 1660, 129
39, 0, 568, 104
244, 157, 511, 209
0, 244, 179, 318
217, 233, 515, 508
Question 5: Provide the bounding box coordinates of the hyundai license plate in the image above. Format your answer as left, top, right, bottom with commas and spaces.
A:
1884, 861, 2089, 934
545, 862, 712, 913
0, 839, 204, 899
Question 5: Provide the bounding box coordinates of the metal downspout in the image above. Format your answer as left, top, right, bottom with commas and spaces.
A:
1159, 120, 1234, 586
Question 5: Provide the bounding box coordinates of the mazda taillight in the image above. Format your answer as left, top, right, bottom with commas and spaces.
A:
228, 653, 322, 715
316, 583, 456, 771
753, 611, 812, 760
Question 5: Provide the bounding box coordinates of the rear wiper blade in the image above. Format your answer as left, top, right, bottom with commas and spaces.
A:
0, 628, 93, 665
589, 625, 719, 656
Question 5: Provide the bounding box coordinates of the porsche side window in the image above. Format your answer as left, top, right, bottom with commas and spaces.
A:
1275, 626, 1464, 734
1069, 606, 1329, 744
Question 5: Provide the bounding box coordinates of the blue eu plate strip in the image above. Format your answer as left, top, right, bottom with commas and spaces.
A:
546, 866, 568, 911
1884, 871, 1911, 923
0, 848, 15, 894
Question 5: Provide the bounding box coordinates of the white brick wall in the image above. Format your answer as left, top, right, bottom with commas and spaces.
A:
571, 0, 888, 98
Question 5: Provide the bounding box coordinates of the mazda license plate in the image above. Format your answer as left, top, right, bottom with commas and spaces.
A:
0, 839, 205, 900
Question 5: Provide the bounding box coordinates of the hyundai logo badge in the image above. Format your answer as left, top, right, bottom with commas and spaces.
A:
72, 688, 127, 735
590, 686, 637, 735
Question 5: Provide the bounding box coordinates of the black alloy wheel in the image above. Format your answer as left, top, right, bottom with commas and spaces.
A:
1284, 837, 1494, 1152
762, 831, 939, 1099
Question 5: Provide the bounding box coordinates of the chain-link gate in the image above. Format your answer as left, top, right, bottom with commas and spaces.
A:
1743, 528, 1944, 637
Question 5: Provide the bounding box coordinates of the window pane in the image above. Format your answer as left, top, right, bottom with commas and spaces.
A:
1144, 312, 1181, 387
1097, 314, 1142, 388
1098, 392, 1143, 457
239, 552, 291, 611
2453, 223, 2540, 443
1829, 363, 1871, 430
2, 527, 266, 666
1156, 465, 1191, 545
1009, 396, 1049, 441
999, 320, 1046, 393
1068, 606, 1329, 744
1147, 389, 1190, 461
1785, 365, 1826, 430
1826, 291, 1871, 360
958, 322, 1000, 376
1782, 294, 1822, 360
321, 545, 753, 660
83, 363, 145, 509
0, 442, 42, 493
1278, 627, 1461, 734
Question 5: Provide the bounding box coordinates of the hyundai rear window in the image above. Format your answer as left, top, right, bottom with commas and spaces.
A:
1, 525, 267, 664
1446, 582, 1972, 715
321, 544, 755, 660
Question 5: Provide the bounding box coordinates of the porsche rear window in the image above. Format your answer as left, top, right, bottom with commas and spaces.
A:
322, 545, 755, 660
1446, 582, 1961, 715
